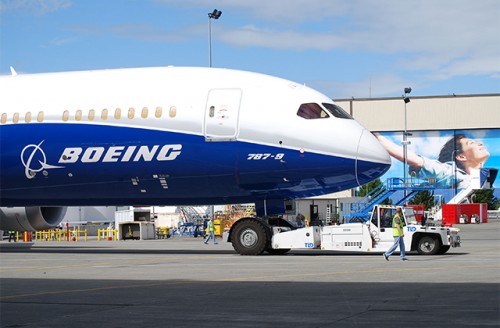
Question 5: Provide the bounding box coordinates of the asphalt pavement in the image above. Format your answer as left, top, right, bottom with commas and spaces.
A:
1, 220, 499, 327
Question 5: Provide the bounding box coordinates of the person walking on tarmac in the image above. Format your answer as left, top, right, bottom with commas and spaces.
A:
204, 217, 218, 245
383, 208, 408, 261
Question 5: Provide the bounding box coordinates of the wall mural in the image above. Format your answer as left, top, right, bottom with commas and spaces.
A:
373, 129, 499, 201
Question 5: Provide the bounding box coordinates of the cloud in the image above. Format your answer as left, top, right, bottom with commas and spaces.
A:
156, 0, 499, 84
309, 74, 413, 99
220, 25, 345, 51
0, 0, 71, 15
69, 23, 184, 43
428, 54, 500, 81
154, 0, 349, 23
48, 36, 75, 46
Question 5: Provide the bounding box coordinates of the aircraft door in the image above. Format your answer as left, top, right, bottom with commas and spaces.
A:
204, 88, 242, 141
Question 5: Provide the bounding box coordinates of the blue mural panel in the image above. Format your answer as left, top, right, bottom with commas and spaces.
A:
374, 129, 499, 200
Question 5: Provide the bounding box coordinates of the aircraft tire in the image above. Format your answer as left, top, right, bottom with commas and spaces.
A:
231, 219, 268, 255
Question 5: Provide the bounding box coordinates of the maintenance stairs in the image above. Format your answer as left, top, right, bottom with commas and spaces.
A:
177, 206, 210, 236
343, 168, 497, 223
343, 177, 437, 222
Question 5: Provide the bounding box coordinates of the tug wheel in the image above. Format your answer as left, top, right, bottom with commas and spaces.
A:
231, 219, 268, 255
437, 245, 450, 255
417, 236, 439, 255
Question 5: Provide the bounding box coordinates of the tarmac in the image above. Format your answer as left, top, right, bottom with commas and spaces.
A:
1, 220, 499, 328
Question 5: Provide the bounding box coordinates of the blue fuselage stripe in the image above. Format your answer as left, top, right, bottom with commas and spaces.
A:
0, 124, 388, 206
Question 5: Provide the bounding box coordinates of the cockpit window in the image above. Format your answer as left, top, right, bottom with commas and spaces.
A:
322, 103, 353, 119
297, 103, 329, 119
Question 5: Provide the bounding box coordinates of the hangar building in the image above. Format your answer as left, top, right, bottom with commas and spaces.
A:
294, 93, 500, 224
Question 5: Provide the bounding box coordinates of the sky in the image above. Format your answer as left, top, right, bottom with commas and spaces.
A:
0, 0, 499, 99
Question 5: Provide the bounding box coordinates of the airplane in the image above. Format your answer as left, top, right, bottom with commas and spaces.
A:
0, 66, 391, 250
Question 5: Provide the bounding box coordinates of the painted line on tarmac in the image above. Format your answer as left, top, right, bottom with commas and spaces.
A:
1, 263, 497, 301
0, 280, 199, 301
212, 263, 500, 282
0, 255, 219, 273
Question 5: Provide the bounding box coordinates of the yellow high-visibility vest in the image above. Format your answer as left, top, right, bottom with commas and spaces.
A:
392, 214, 405, 237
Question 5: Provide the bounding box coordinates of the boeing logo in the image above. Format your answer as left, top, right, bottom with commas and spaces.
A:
59, 144, 182, 163
21, 141, 64, 179
21, 142, 183, 179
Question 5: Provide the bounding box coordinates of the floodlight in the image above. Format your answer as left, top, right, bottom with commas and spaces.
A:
208, 9, 223, 67
209, 9, 222, 19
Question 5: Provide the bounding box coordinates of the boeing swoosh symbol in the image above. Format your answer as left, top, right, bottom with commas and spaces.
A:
21, 141, 65, 179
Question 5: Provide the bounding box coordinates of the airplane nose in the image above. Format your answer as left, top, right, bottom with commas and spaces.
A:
356, 129, 391, 186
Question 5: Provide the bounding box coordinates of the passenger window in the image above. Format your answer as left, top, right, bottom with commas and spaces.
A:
75, 110, 82, 121
128, 108, 135, 119
25, 112, 32, 123
88, 109, 95, 121
322, 103, 353, 119
209, 106, 215, 118
13, 112, 19, 123
63, 110, 69, 121
101, 109, 108, 120
155, 106, 162, 118
115, 108, 121, 119
37, 111, 44, 122
141, 107, 148, 119
1, 113, 6, 124
169, 106, 177, 118
297, 103, 329, 119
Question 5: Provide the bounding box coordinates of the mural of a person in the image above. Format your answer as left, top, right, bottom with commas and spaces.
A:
374, 133, 490, 189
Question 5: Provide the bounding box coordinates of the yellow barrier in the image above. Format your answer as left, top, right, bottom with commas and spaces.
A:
34, 229, 88, 241
35, 230, 61, 241
6, 231, 35, 242
71, 229, 88, 241
98, 229, 117, 241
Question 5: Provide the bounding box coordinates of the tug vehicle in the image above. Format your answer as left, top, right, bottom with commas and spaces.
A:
228, 205, 461, 255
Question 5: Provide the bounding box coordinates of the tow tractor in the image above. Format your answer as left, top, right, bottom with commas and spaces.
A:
227, 205, 461, 255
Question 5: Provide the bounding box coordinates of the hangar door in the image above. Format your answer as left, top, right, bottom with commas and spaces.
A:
204, 88, 242, 141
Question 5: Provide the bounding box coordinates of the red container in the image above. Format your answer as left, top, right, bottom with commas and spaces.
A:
442, 203, 488, 224
442, 204, 458, 225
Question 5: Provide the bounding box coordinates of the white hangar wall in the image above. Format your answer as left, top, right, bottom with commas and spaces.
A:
302, 93, 499, 212
335, 94, 500, 132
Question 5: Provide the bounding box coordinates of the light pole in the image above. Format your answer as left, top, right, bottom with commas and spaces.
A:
402, 87, 412, 196
451, 148, 458, 197
208, 9, 222, 67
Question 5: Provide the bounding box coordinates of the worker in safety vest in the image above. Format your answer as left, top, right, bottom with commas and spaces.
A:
204, 217, 218, 245
383, 208, 408, 261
